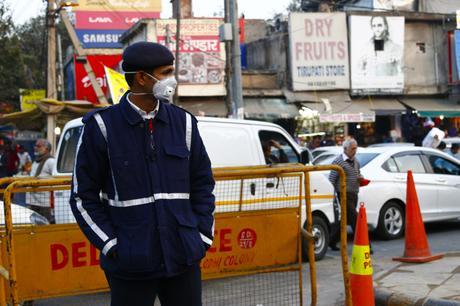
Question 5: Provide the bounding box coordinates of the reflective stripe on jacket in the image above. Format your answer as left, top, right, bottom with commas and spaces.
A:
70, 92, 215, 279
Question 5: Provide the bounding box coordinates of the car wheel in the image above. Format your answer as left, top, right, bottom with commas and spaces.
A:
302, 216, 329, 261
377, 201, 405, 240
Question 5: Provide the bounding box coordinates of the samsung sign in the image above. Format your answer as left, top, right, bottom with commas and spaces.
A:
76, 30, 124, 48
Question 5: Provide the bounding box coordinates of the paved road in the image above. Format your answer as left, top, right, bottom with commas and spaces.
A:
32, 220, 460, 306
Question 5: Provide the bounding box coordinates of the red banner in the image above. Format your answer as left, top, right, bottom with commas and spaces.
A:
74, 54, 122, 104
75, 10, 160, 30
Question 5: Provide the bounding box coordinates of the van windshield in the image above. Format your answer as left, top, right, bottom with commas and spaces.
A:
57, 126, 83, 174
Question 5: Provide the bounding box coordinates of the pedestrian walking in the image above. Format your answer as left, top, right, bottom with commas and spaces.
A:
328, 138, 371, 253
70, 42, 215, 306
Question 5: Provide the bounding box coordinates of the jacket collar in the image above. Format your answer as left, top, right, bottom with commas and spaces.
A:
120, 91, 169, 125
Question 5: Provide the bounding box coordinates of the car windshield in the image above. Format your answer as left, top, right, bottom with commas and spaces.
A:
316, 153, 378, 167
57, 126, 83, 174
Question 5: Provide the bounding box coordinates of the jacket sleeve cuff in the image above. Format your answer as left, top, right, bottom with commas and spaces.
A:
200, 232, 213, 250
102, 238, 118, 256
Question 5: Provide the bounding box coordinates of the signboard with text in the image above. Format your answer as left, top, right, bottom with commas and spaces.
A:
73, 0, 161, 12
155, 19, 225, 86
0, 210, 299, 300
76, 29, 124, 48
288, 12, 350, 91
76, 10, 160, 30
74, 54, 122, 103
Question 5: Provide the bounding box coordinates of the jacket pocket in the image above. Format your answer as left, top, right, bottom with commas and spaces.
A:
174, 213, 205, 265
111, 151, 147, 195
117, 222, 156, 272
163, 146, 190, 183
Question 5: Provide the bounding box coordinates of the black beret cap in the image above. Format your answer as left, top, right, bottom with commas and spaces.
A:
122, 42, 174, 72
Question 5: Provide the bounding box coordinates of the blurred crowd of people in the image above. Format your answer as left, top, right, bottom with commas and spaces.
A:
0, 138, 56, 179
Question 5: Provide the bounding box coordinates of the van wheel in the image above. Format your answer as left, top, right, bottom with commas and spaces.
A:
377, 201, 405, 240
302, 216, 329, 261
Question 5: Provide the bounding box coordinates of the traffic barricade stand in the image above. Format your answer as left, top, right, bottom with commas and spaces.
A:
0, 165, 351, 306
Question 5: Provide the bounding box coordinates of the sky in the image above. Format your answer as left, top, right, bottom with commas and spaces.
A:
5, 0, 292, 25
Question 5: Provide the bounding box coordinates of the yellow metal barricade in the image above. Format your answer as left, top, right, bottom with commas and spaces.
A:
0, 164, 351, 306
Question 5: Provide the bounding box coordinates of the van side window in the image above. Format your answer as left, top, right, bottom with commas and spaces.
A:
259, 131, 299, 164
57, 126, 83, 173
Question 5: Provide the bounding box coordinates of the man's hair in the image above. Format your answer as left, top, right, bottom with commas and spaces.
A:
370, 16, 389, 41
124, 70, 149, 87
37, 139, 52, 152
343, 138, 358, 150
451, 143, 459, 151
437, 141, 446, 150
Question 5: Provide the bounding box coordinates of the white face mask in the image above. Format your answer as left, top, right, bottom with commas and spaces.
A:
127, 71, 177, 103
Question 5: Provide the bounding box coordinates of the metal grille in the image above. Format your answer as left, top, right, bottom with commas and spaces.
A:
214, 173, 302, 213
0, 166, 314, 306
203, 269, 302, 306
3, 183, 73, 226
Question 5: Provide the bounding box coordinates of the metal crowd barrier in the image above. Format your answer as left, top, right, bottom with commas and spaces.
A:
0, 164, 350, 306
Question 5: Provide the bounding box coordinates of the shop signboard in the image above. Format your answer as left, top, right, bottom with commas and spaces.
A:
319, 113, 375, 123
75, 11, 160, 30
76, 29, 124, 48
288, 12, 350, 91
73, 0, 161, 12
155, 19, 225, 86
19, 89, 45, 111
350, 15, 405, 95
74, 54, 122, 104
373, 0, 418, 11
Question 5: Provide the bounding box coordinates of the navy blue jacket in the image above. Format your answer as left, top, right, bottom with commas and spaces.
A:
70, 93, 215, 279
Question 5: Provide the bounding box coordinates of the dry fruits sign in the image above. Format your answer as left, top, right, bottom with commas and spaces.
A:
288, 12, 350, 91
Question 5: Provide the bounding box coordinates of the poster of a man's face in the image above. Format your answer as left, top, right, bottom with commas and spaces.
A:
350, 15, 405, 94
371, 16, 388, 40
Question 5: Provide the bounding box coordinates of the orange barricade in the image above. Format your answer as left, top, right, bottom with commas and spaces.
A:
0, 165, 352, 306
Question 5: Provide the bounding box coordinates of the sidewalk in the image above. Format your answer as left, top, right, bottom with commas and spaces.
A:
374, 252, 460, 306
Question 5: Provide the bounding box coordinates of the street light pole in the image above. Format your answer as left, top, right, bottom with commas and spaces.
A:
47, 0, 57, 100
174, 0, 181, 105
229, 0, 244, 119
46, 0, 58, 153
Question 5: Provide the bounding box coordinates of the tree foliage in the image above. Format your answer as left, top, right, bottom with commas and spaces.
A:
0, 0, 72, 110
0, 1, 25, 109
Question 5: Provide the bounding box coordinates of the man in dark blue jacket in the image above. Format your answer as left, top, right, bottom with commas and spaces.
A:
70, 42, 215, 306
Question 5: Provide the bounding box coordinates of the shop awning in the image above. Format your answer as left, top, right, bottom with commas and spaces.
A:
178, 100, 227, 117
400, 98, 460, 118
283, 89, 351, 104
179, 98, 300, 119
302, 99, 375, 122
245, 98, 299, 119
366, 98, 406, 115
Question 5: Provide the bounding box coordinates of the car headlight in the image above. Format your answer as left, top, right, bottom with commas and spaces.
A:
30, 212, 50, 225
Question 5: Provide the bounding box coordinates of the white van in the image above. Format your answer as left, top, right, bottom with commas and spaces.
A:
53, 116, 335, 260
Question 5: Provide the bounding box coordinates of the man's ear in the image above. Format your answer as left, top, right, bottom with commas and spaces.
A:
135, 71, 147, 86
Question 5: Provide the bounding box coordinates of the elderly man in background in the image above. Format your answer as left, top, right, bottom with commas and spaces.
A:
328, 138, 371, 253
26, 138, 55, 222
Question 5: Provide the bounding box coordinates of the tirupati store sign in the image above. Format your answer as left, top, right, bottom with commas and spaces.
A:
288, 12, 350, 91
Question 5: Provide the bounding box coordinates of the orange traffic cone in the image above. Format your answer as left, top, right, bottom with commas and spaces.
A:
393, 170, 443, 263
350, 203, 375, 306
